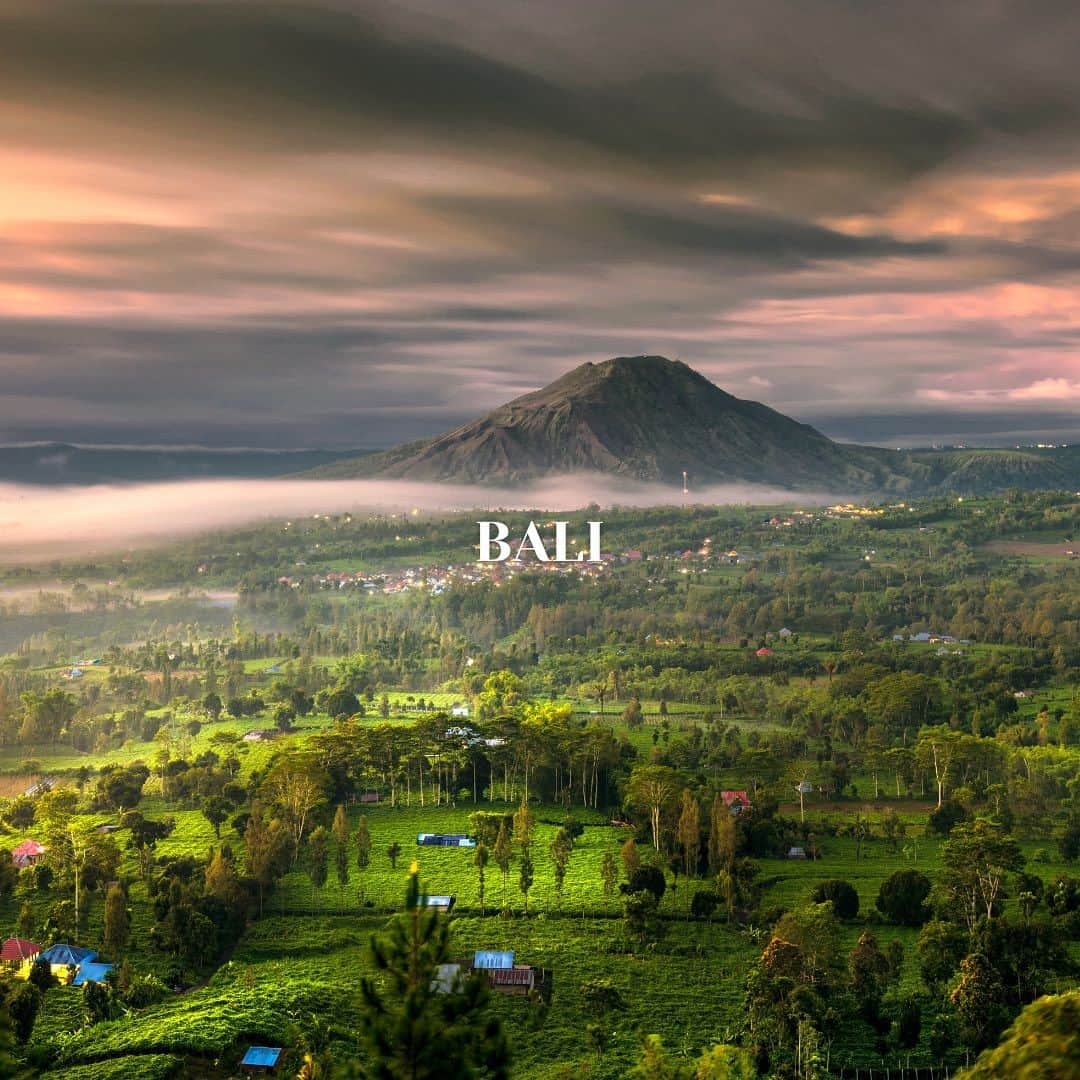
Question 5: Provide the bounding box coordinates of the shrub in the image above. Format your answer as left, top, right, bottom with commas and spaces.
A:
876, 869, 932, 926
927, 799, 969, 837
810, 879, 859, 920
621, 865, 666, 903
691, 890, 719, 919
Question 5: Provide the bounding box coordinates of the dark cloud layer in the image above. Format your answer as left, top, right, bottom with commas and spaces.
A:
0, 1, 1078, 447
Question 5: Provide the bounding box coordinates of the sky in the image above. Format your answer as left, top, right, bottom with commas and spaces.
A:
1, 0, 1078, 450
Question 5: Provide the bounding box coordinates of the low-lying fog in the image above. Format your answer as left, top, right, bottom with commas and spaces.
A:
0, 476, 842, 562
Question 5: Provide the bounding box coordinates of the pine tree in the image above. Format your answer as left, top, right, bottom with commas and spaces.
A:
355, 816, 372, 904
474, 842, 489, 916
550, 828, 573, 909
493, 822, 512, 912
0, 982, 17, 1075
674, 789, 700, 882
620, 836, 641, 880
708, 795, 736, 874
332, 805, 350, 911
512, 801, 534, 850
103, 883, 131, 954
307, 826, 330, 907
355, 864, 510, 1079
600, 851, 618, 898
518, 851, 534, 916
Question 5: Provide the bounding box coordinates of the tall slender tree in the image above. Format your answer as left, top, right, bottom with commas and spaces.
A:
675, 789, 701, 882
307, 826, 330, 907
355, 816, 372, 904
474, 842, 489, 916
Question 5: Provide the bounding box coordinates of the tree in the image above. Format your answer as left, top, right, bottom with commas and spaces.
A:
320, 685, 359, 720
550, 828, 572, 909
0, 856, 16, 902
205, 849, 246, 921
203, 691, 223, 720
474, 842, 489, 915
621, 837, 641, 880
600, 851, 618, 898
585, 1022, 610, 1062
387, 842, 401, 870
333, 804, 350, 910
810, 879, 859, 920
956, 989, 1079, 1078
493, 822, 512, 912
628, 1034, 754, 1079
941, 822, 1025, 932
103, 883, 131, 954
122, 810, 175, 880
511, 801, 534, 851
1059, 818, 1080, 864
675, 789, 701, 882
260, 755, 330, 861
623, 865, 666, 904
273, 702, 296, 733
625, 765, 680, 851
307, 826, 330, 906
27, 955, 54, 992
0, 984, 16, 1075
849, 932, 890, 1021
45, 819, 120, 943
518, 850, 534, 915
5, 980, 41, 1044
772, 903, 844, 988
580, 977, 626, 1018
917, 919, 968, 989
623, 889, 664, 945
356, 865, 510, 1079
201, 795, 232, 839
84, 979, 113, 1025
244, 805, 292, 916
951, 950, 1009, 1053
875, 869, 932, 926
708, 796, 736, 875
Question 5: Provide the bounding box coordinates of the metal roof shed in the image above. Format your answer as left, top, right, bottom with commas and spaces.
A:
473, 950, 514, 970
240, 1046, 283, 1070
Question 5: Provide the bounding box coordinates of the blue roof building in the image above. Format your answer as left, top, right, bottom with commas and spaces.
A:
422, 895, 455, 912
72, 962, 114, 986
240, 1046, 283, 1069
40, 944, 97, 967
473, 950, 513, 970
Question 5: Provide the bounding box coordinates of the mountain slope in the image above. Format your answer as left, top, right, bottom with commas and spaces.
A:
310, 356, 912, 490
307, 355, 1080, 495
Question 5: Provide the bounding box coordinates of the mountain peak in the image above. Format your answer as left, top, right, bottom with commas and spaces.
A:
308, 354, 908, 489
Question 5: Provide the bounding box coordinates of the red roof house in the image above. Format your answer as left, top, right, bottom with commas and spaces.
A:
0, 937, 42, 965
11, 840, 46, 867
488, 966, 536, 995
755, 647, 774, 657
720, 790, 751, 812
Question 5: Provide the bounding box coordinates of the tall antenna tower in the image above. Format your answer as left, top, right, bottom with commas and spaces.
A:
682, 470, 689, 495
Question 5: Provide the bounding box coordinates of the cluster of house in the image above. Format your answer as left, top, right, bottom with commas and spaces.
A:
0, 938, 113, 985
275, 552, 623, 598
893, 631, 972, 655
63, 657, 105, 680
433, 950, 544, 997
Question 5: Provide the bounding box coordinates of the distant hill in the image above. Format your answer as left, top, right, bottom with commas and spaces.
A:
0, 443, 372, 486
307, 355, 920, 492
909, 445, 1080, 496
